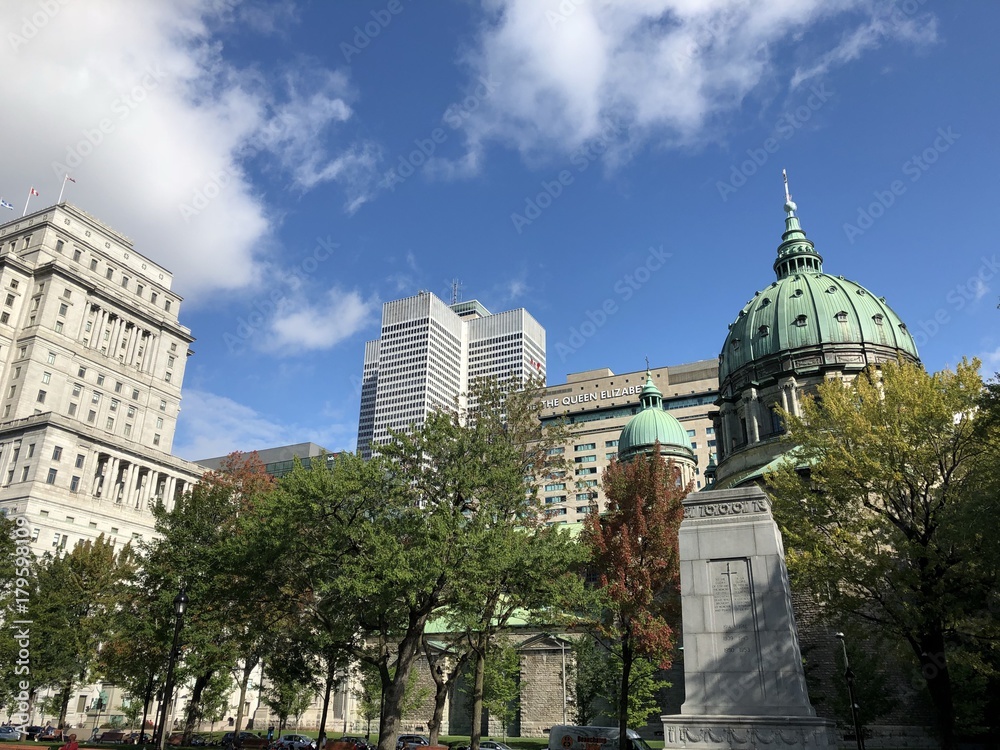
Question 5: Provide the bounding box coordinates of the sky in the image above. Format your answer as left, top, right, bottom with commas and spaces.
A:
1, 0, 997, 461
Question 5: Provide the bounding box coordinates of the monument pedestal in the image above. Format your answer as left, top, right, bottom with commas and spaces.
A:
662, 487, 835, 748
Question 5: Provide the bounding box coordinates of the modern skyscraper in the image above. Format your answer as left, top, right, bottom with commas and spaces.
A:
0, 203, 203, 556
357, 291, 546, 458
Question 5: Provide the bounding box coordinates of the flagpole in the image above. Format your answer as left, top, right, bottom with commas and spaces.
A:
22, 193, 30, 217
58, 175, 68, 204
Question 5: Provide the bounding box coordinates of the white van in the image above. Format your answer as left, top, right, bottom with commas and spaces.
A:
547, 725, 652, 750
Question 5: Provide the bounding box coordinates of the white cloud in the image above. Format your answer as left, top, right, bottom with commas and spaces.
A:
173, 389, 358, 461
0, 0, 375, 302
261, 287, 379, 353
450, 0, 937, 168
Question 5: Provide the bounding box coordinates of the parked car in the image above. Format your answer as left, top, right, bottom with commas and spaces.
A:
452, 742, 512, 750
395, 735, 429, 750
223, 731, 259, 748
275, 734, 315, 750
337, 737, 372, 750
0, 727, 23, 742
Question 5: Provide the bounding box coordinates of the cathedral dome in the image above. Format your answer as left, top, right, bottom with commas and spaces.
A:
719, 195, 918, 388
618, 372, 694, 463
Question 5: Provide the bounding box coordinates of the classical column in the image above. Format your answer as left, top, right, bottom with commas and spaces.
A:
164, 475, 177, 511
90, 454, 105, 495
120, 463, 136, 504
125, 324, 139, 365
108, 456, 122, 499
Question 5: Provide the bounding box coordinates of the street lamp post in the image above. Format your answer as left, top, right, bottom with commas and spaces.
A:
157, 588, 189, 750
835, 633, 865, 750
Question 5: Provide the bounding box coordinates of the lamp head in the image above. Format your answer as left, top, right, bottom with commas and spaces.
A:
174, 587, 189, 616
835, 632, 845, 640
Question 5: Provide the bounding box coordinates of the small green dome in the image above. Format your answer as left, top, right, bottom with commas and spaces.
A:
618, 372, 693, 462
719, 198, 919, 385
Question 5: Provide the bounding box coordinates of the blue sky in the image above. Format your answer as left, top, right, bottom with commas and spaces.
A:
1, 0, 997, 460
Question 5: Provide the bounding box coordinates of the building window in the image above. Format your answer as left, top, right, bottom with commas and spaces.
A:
605, 440, 619, 447
72, 383, 82, 397
153, 433, 160, 446
4, 294, 13, 306
90, 259, 98, 271
58, 302, 68, 316
151, 292, 158, 304
70, 476, 80, 492
92, 392, 101, 404
8, 280, 17, 289
136, 284, 144, 296
30, 297, 39, 311
576, 493, 592, 502
5, 469, 12, 485
46, 468, 58, 484
121, 276, 129, 288
164, 299, 171, 312
544, 483, 566, 492
42, 371, 51, 384
164, 371, 172, 383
105, 268, 114, 280
106, 417, 114, 430
110, 399, 119, 412
605, 452, 617, 460
21, 467, 29, 482
574, 455, 596, 463
78, 366, 86, 377
155, 417, 163, 429
37, 390, 46, 404
68, 403, 77, 416
0, 312, 8, 325
127, 405, 136, 418
575, 443, 596, 451
132, 388, 139, 400
13, 367, 20, 379
547, 446, 564, 456
27, 444, 35, 458
47, 351, 56, 364
159, 400, 166, 412
97, 373, 105, 386
75, 453, 85, 468
7, 385, 15, 398
123, 423, 131, 437
114, 381, 122, 394
73, 248, 81, 261
576, 467, 598, 475
87, 410, 96, 423
18, 345, 26, 357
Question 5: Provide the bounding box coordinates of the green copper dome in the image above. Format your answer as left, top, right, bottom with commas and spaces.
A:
618, 372, 693, 462
719, 197, 919, 386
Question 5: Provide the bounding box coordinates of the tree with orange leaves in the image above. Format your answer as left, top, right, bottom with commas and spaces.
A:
581, 444, 689, 743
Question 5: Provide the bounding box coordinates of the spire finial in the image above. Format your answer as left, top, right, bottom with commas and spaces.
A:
782, 169, 797, 215
645, 355, 650, 372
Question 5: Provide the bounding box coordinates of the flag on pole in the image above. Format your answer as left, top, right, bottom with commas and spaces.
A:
29, 187, 39, 197
65, 177, 76, 183
0, 198, 14, 210
23, 186, 40, 216
58, 175, 76, 204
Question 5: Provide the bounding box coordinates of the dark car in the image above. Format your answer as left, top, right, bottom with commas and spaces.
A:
395, 735, 429, 750
338, 738, 371, 750
223, 732, 258, 749
453, 742, 512, 750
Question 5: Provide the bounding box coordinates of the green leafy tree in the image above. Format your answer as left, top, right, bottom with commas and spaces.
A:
582, 447, 687, 746
571, 635, 666, 728
0, 515, 30, 715
28, 536, 136, 726
142, 451, 279, 742
766, 359, 1000, 749
572, 635, 605, 725
481, 639, 519, 739
353, 663, 382, 740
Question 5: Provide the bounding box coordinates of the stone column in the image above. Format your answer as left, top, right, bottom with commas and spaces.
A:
164, 476, 177, 511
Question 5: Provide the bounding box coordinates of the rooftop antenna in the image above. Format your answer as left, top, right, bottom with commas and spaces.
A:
451, 279, 462, 305
782, 168, 797, 213
645, 355, 650, 371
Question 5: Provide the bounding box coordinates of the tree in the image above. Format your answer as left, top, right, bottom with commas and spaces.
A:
480, 638, 519, 739
142, 451, 279, 742
0, 515, 30, 717
571, 634, 666, 728
766, 359, 1000, 749
422, 637, 468, 745
28, 536, 136, 726
582, 447, 687, 745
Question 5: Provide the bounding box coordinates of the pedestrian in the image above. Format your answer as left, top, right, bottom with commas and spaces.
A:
59, 733, 79, 750
268, 727, 274, 741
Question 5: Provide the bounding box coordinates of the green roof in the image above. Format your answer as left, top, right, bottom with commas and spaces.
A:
617, 372, 693, 461
719, 198, 919, 385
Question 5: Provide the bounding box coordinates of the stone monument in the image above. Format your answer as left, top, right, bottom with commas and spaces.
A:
662, 486, 836, 748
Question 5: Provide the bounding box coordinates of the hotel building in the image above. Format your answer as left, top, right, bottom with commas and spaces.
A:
357, 291, 546, 458
0, 203, 203, 558
536, 359, 719, 522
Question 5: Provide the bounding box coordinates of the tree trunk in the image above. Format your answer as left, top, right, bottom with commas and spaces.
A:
58, 682, 72, 728
470, 640, 487, 750
375, 619, 431, 750
233, 658, 258, 742
618, 633, 632, 750
183, 671, 213, 743
140, 673, 154, 745
316, 659, 336, 750
915, 630, 956, 750
425, 649, 466, 746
